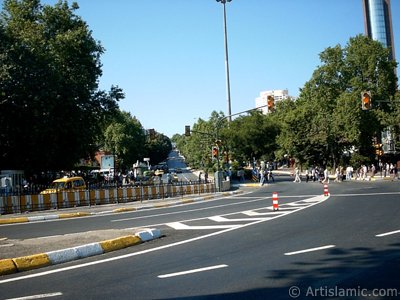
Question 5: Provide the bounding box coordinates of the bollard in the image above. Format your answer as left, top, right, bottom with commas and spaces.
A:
272, 192, 279, 211
323, 184, 329, 196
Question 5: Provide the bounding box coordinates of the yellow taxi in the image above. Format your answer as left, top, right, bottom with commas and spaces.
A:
40, 176, 86, 194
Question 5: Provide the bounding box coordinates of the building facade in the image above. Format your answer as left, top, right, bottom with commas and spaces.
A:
362, 0, 395, 61
255, 89, 289, 114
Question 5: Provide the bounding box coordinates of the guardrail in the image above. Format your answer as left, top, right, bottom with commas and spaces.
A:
0, 182, 217, 215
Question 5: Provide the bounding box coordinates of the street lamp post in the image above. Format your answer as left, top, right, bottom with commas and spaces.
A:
216, 0, 232, 122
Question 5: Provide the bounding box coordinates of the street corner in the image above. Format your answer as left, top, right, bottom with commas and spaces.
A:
0, 228, 163, 276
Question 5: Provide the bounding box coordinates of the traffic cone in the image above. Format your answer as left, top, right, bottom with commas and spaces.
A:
272, 192, 279, 211
323, 184, 329, 196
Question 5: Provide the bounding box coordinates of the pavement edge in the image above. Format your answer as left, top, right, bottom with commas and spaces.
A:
0, 228, 161, 276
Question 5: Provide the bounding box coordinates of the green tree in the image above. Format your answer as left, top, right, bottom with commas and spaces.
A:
103, 111, 145, 169
0, 0, 121, 171
222, 111, 279, 164
276, 35, 397, 168
145, 131, 172, 166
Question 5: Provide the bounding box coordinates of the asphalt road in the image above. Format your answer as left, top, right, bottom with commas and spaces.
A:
1, 179, 400, 299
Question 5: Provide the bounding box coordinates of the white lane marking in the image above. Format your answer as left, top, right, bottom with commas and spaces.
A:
376, 229, 400, 237
208, 216, 267, 222
243, 210, 284, 216
284, 245, 335, 256
166, 222, 238, 230
0, 194, 328, 285
5, 292, 63, 299
158, 264, 228, 279
333, 192, 400, 197
286, 202, 311, 206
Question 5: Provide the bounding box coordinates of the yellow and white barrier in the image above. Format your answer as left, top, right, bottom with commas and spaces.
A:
0, 183, 217, 214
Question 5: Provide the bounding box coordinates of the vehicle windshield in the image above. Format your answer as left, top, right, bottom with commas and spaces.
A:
51, 182, 66, 189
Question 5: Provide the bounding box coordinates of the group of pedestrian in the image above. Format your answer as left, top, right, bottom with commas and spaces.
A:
293, 162, 399, 183
294, 166, 329, 183
258, 161, 275, 186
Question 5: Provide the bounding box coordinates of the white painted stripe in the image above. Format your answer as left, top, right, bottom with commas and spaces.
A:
376, 229, 400, 237
286, 202, 310, 206
208, 216, 267, 222
284, 245, 335, 256
268, 207, 295, 211
5, 292, 63, 299
243, 210, 285, 216
166, 222, 238, 230
158, 264, 228, 278
301, 198, 321, 203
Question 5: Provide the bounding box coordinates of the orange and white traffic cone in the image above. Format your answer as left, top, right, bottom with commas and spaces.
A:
272, 192, 279, 211
323, 184, 329, 196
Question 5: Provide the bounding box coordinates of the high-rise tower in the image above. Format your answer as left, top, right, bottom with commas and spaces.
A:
362, 0, 395, 61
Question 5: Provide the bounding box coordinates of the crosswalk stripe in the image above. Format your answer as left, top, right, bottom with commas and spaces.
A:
166, 222, 239, 230
208, 216, 268, 222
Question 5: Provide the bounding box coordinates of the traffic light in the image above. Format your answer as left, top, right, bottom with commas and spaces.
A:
185, 125, 191, 136
374, 143, 383, 156
267, 95, 275, 112
361, 91, 371, 110
212, 146, 219, 159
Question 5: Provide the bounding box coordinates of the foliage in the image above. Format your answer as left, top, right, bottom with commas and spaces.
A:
144, 130, 172, 166
222, 111, 279, 163
102, 111, 146, 169
0, 0, 121, 171
276, 35, 398, 167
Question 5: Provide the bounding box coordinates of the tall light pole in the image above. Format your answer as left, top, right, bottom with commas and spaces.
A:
216, 0, 232, 122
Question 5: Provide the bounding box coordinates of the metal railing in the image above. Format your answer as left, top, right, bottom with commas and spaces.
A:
0, 181, 216, 215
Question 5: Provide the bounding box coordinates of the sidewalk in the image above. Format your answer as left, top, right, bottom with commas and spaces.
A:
0, 189, 243, 276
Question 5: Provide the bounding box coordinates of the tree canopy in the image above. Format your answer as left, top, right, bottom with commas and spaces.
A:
0, 0, 122, 171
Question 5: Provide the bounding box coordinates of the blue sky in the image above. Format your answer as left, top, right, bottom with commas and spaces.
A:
25, 1, 400, 137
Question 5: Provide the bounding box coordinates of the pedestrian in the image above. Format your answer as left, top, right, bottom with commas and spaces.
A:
391, 164, 397, 181
293, 167, 301, 183
260, 169, 266, 186
346, 166, 352, 180
268, 169, 275, 182
322, 167, 329, 183
335, 167, 340, 182
370, 164, 376, 178
311, 167, 316, 182
305, 169, 309, 183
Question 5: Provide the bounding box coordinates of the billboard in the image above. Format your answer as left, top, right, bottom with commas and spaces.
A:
101, 155, 115, 170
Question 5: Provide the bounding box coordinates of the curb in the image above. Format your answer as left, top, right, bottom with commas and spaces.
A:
0, 212, 92, 225
0, 228, 161, 276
